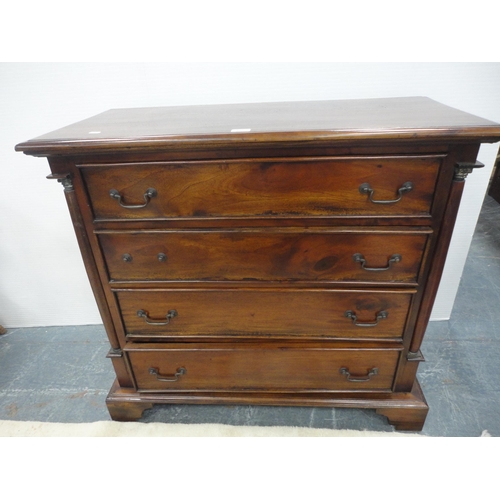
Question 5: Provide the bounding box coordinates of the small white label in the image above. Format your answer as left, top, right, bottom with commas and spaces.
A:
230, 128, 251, 133
89, 131, 101, 134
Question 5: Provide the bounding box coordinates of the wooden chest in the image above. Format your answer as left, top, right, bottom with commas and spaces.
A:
16, 97, 500, 430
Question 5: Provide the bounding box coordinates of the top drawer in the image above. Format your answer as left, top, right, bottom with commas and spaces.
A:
80, 156, 442, 220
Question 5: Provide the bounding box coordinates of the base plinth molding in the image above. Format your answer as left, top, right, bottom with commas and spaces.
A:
105, 378, 429, 431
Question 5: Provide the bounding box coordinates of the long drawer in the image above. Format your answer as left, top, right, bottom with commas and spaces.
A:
81, 155, 442, 220
115, 289, 414, 340
99, 229, 430, 283
125, 343, 401, 392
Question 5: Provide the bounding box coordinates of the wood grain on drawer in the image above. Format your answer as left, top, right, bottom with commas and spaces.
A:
99, 229, 429, 283
126, 343, 401, 392
116, 289, 414, 340
80, 156, 442, 220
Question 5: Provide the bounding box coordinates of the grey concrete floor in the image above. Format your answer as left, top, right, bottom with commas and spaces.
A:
1, 196, 500, 436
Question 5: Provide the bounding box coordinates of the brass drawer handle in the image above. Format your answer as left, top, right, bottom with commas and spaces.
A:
149, 367, 186, 382
137, 309, 178, 326
340, 367, 378, 382
353, 253, 401, 271
359, 181, 413, 204
109, 187, 157, 209
344, 310, 388, 327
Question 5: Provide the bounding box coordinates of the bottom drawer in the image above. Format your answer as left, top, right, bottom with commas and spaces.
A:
125, 343, 401, 393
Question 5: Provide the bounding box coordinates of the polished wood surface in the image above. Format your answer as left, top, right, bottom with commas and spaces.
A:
99, 229, 429, 283
410, 168, 470, 352
82, 156, 441, 219
106, 378, 429, 430
16, 98, 500, 430
116, 288, 414, 340
15, 97, 500, 156
125, 343, 401, 392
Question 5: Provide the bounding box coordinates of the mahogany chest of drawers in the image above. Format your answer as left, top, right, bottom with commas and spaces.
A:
16, 97, 500, 430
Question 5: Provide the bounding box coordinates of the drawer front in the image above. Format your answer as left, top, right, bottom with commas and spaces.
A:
116, 289, 413, 340
126, 344, 400, 392
99, 230, 429, 283
81, 156, 441, 220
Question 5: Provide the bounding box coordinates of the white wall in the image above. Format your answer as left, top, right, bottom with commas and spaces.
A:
1, 63, 499, 327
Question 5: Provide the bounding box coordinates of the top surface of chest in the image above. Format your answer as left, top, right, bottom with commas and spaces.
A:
15, 97, 500, 157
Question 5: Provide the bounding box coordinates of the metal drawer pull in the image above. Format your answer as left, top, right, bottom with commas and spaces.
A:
137, 309, 178, 325
359, 181, 413, 204
157, 252, 167, 262
353, 253, 401, 271
340, 367, 378, 382
109, 187, 157, 209
122, 253, 132, 262
344, 310, 388, 327
149, 367, 186, 382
